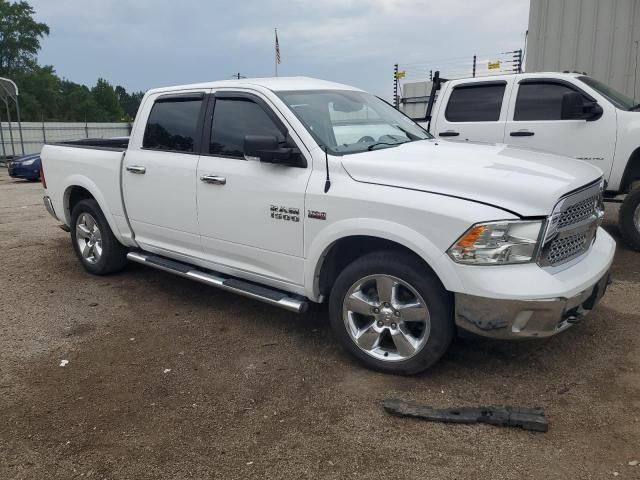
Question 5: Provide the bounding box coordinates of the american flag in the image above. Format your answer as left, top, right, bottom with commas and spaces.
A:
275, 29, 281, 65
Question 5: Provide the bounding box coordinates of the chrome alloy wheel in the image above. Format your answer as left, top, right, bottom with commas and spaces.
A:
342, 274, 431, 362
634, 203, 640, 232
75, 213, 102, 264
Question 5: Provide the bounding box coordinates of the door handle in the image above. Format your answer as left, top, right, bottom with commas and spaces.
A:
126, 165, 146, 174
200, 175, 227, 185
510, 130, 535, 137
439, 131, 460, 137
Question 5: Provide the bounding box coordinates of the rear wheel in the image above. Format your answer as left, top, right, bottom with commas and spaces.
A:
71, 199, 128, 275
329, 251, 454, 375
619, 188, 640, 251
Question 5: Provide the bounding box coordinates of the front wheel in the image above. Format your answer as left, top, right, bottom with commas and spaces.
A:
619, 188, 640, 251
329, 251, 454, 375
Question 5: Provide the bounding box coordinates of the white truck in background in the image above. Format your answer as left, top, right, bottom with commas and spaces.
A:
40, 77, 614, 375
423, 71, 640, 250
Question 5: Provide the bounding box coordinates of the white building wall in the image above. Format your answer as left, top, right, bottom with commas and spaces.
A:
527, 0, 640, 100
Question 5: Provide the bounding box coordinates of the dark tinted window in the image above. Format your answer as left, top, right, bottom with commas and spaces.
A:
210, 98, 284, 157
445, 84, 506, 122
579, 76, 635, 110
514, 83, 577, 121
143, 98, 203, 152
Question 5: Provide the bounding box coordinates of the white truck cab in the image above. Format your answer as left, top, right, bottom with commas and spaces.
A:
40, 77, 615, 375
426, 71, 640, 249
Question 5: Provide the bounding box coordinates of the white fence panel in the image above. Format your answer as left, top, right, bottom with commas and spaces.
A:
0, 122, 131, 158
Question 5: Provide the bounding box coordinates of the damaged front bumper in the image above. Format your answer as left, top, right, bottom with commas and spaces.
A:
455, 271, 611, 339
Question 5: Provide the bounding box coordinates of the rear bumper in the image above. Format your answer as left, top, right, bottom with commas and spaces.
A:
43, 195, 58, 221
455, 270, 611, 339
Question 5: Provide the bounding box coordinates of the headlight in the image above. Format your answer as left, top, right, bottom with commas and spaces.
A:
448, 220, 543, 265
21, 158, 36, 166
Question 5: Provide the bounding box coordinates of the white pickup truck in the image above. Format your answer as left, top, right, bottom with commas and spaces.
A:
41, 77, 615, 375
424, 71, 640, 250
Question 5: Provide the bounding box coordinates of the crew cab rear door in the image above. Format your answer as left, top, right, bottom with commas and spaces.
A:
123, 90, 207, 258
195, 90, 311, 287
504, 77, 616, 175
432, 77, 515, 143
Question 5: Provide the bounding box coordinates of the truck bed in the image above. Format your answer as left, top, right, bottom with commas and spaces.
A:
41, 140, 133, 244
56, 137, 130, 151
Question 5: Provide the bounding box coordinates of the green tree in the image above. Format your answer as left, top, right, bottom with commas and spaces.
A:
58, 80, 109, 122
91, 78, 125, 121
0, 1, 145, 123
10, 65, 59, 120
115, 85, 144, 120
0, 0, 49, 73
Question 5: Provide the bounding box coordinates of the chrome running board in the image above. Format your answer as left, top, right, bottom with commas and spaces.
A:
126, 251, 308, 314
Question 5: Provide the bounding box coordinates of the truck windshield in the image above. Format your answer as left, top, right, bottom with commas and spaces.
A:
277, 90, 432, 155
578, 76, 637, 110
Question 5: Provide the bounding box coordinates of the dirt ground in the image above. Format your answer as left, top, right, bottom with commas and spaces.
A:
0, 168, 639, 480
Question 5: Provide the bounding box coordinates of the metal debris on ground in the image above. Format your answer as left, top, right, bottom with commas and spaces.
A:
383, 399, 549, 432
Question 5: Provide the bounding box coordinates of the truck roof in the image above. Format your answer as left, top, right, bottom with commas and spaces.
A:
146, 76, 362, 95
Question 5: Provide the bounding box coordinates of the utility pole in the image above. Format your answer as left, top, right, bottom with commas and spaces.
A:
634, 40, 639, 102
233, 73, 246, 80
393, 64, 399, 108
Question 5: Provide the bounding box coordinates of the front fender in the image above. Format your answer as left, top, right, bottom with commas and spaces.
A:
304, 218, 463, 301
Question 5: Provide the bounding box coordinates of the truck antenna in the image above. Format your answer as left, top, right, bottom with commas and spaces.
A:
323, 146, 331, 193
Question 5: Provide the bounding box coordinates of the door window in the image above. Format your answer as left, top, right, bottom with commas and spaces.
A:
514, 82, 579, 121
445, 83, 506, 122
209, 98, 284, 158
143, 97, 203, 152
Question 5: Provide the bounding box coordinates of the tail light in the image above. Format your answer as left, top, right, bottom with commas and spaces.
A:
40, 159, 47, 189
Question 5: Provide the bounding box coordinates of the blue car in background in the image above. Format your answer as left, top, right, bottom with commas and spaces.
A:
7, 153, 41, 181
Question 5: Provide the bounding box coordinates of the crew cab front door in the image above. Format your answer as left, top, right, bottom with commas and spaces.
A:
123, 91, 207, 258
504, 79, 616, 174
196, 91, 311, 288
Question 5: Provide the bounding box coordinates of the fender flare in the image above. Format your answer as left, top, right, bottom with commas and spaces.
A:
62, 175, 126, 244
304, 218, 463, 301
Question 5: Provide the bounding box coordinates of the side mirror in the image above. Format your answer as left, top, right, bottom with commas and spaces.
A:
561, 92, 603, 121
244, 134, 306, 167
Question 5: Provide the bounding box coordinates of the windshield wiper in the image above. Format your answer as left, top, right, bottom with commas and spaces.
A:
367, 141, 409, 151
629, 104, 640, 111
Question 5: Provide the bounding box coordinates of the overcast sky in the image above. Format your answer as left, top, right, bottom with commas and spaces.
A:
28, 0, 530, 98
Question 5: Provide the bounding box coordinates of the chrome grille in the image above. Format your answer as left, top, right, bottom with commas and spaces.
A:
546, 232, 588, 265
539, 180, 604, 267
556, 194, 600, 229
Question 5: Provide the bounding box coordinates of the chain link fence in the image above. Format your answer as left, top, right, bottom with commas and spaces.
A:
0, 121, 131, 161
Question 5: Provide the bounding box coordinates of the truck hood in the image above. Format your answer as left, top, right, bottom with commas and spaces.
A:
340, 140, 603, 217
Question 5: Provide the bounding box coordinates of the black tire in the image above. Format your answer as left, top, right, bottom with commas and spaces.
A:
619, 188, 640, 251
70, 199, 128, 275
329, 250, 454, 375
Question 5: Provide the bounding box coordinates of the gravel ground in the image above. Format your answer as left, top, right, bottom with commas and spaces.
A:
1, 168, 639, 479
